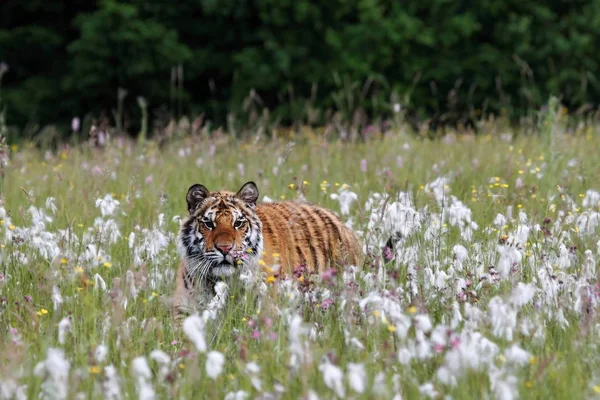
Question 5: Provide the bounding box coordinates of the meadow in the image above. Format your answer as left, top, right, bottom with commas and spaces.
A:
1, 116, 600, 399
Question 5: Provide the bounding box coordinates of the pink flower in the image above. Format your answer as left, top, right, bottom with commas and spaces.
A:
360, 159, 367, 172
24, 295, 32, 302
251, 330, 261, 339
434, 344, 445, 353
396, 156, 403, 168
171, 340, 178, 346
450, 337, 461, 349
145, 175, 153, 184
71, 117, 80, 132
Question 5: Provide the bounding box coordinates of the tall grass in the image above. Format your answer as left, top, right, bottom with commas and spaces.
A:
0, 126, 599, 399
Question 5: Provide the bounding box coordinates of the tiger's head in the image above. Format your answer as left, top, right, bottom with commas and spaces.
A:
178, 181, 263, 283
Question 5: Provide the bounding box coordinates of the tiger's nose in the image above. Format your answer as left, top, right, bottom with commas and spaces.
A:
216, 243, 233, 255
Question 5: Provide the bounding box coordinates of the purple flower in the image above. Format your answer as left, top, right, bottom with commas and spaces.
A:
321, 268, 336, 281
383, 246, 394, 263
24, 295, 32, 302
251, 330, 261, 339
321, 298, 334, 311
145, 175, 153, 184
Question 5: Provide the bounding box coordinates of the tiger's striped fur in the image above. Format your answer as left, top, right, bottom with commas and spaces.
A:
172, 181, 362, 316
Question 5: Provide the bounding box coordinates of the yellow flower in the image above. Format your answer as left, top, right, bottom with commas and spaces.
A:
151, 292, 158, 297
8, 225, 15, 231
373, 310, 381, 318
529, 356, 537, 365
75, 266, 84, 274
36, 308, 49, 316
517, 204, 523, 209
89, 366, 101, 375
179, 363, 185, 370
288, 183, 296, 190
242, 317, 247, 323
60, 258, 68, 264
518, 169, 524, 174
298, 275, 304, 283
0, 219, 4, 225
258, 259, 266, 267
335, 183, 340, 187
525, 381, 533, 388
302, 180, 309, 185
387, 324, 397, 333
77, 223, 84, 228
593, 385, 600, 393
266, 276, 276, 284
407, 306, 417, 314
103, 262, 112, 268
279, 195, 286, 200
272, 253, 280, 258
246, 248, 253, 253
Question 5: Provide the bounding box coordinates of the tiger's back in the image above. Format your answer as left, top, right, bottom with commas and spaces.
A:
256, 201, 361, 273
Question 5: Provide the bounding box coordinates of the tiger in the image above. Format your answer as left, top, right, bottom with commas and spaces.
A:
172, 181, 363, 316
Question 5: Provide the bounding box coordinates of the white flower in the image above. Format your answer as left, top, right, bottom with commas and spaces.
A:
319, 360, 345, 398
224, 391, 249, 400
419, 382, 438, 398
504, 344, 531, 365
330, 187, 358, 216
245, 362, 262, 391
488, 297, 517, 341
52, 286, 63, 311
509, 283, 536, 308
34, 348, 70, 400
183, 315, 207, 352
347, 363, 366, 394
45, 197, 58, 214
131, 357, 155, 400
103, 365, 122, 400
96, 194, 120, 217
95, 345, 108, 363
57, 318, 71, 345
206, 351, 225, 380
150, 350, 171, 382
582, 189, 600, 209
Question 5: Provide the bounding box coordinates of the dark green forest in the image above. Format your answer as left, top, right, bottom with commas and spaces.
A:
1, 0, 600, 137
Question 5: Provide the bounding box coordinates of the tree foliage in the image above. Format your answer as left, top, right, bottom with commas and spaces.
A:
1, 0, 600, 135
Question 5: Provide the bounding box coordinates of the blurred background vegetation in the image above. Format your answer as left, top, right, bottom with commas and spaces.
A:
1, 0, 600, 141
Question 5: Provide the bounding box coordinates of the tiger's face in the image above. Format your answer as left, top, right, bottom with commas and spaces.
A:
178, 181, 263, 282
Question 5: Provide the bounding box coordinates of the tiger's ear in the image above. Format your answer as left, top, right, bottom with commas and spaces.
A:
235, 181, 259, 206
186, 184, 210, 213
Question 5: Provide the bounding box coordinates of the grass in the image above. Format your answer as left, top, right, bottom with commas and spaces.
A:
1, 124, 600, 399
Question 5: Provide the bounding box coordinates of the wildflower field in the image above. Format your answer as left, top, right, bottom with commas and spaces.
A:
1, 123, 600, 399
